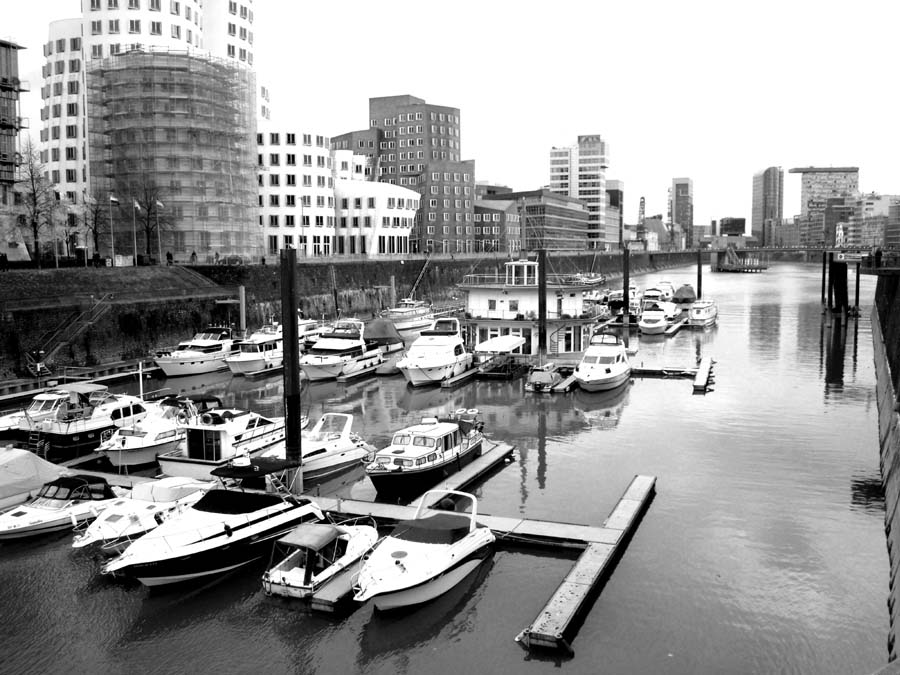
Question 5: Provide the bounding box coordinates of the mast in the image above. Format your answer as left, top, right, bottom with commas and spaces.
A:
538, 248, 547, 356
407, 252, 431, 300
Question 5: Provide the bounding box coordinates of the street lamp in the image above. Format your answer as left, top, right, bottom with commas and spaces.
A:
132, 199, 140, 266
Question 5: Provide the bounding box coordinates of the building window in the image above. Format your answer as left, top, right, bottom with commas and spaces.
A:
65, 125, 77, 138
269, 153, 279, 166
108, 0, 119, 7
269, 175, 279, 186
170, 0, 180, 14
269, 215, 279, 227
269, 195, 279, 207
171, 25, 181, 38
91, 44, 103, 58
91, 0, 101, 8
150, 21, 162, 35
91, 20, 102, 35
129, 20, 141, 33
150, 0, 160, 9
66, 102, 78, 116
286, 174, 296, 186
286, 133, 295, 145
129, 0, 140, 8
286, 154, 295, 166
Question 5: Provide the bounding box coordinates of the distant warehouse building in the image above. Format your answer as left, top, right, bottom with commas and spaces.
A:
481, 189, 589, 251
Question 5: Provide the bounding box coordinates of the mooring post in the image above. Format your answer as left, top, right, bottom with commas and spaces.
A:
827, 252, 834, 313
821, 251, 827, 308
622, 248, 630, 349
538, 248, 547, 355
854, 262, 860, 315
696, 248, 703, 300
281, 248, 303, 494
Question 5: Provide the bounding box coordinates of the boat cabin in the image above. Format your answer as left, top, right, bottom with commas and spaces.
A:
185, 410, 278, 462
33, 475, 116, 503
370, 417, 473, 470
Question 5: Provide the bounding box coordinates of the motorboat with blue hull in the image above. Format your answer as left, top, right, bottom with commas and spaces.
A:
364, 410, 484, 502
353, 490, 495, 611
102, 457, 324, 587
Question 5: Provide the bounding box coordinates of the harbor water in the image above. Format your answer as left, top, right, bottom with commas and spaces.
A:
0, 262, 888, 674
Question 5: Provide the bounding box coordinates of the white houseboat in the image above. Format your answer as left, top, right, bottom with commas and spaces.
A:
458, 257, 606, 357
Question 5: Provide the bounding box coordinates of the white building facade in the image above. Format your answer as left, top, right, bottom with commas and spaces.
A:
257, 132, 419, 259
548, 134, 609, 249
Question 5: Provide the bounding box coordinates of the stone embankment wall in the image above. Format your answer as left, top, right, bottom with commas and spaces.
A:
874, 273, 900, 664
0, 251, 696, 379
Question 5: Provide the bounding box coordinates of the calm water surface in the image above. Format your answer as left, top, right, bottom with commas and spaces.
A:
0, 262, 887, 674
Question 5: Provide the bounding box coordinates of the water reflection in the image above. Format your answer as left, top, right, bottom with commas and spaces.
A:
850, 472, 886, 513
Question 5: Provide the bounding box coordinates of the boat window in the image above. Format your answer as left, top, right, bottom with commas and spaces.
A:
454, 345, 463, 356
444, 435, 452, 452
304, 448, 326, 459
427, 453, 437, 462
597, 355, 617, 365
412, 436, 435, 448
104, 513, 124, 523
392, 434, 411, 445
120, 428, 147, 437
38, 484, 70, 500
416, 457, 427, 466
256, 417, 274, 428
393, 458, 414, 467
582, 356, 598, 364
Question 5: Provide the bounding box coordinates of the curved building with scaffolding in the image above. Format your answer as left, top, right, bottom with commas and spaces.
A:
87, 49, 259, 263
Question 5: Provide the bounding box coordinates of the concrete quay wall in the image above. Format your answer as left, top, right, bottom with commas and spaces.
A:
873, 273, 900, 665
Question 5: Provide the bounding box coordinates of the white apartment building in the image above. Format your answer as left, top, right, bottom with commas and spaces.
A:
257, 132, 419, 259
548, 134, 609, 249
39, 0, 257, 220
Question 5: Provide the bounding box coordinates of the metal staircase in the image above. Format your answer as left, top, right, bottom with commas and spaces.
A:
24, 293, 114, 376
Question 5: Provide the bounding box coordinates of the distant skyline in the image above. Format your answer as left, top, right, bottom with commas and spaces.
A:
8, 0, 899, 230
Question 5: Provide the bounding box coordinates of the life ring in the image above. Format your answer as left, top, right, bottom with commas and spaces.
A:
466, 408, 479, 416
176, 411, 189, 424
455, 408, 467, 416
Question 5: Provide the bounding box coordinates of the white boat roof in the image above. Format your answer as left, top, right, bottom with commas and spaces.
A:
130, 476, 210, 503
45, 383, 108, 396
395, 418, 459, 437
277, 522, 340, 550
474, 335, 526, 354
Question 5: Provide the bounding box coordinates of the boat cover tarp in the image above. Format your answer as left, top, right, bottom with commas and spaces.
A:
277, 522, 340, 549
0, 448, 65, 503
130, 476, 209, 503
192, 488, 287, 514
365, 318, 404, 345
673, 285, 697, 303
391, 512, 471, 544
474, 335, 526, 354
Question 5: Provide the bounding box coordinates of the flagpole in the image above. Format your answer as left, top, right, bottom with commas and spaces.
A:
109, 195, 116, 267
132, 201, 138, 266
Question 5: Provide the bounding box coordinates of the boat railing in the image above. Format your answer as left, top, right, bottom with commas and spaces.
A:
459, 273, 607, 288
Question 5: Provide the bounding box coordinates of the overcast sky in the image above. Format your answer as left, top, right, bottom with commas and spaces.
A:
8, 0, 899, 227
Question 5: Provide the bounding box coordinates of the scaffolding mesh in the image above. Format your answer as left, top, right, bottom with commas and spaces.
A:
87, 49, 259, 262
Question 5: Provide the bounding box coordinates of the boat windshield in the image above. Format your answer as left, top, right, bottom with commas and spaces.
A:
239, 344, 262, 353
36, 484, 75, 500
412, 436, 435, 447
27, 398, 60, 413
392, 434, 411, 445
597, 355, 618, 364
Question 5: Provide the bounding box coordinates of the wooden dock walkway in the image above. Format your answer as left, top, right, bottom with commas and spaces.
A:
515, 474, 656, 654
693, 356, 714, 391
551, 374, 578, 393
664, 317, 688, 336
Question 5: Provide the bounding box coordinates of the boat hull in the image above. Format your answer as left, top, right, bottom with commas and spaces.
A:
226, 355, 284, 376
156, 354, 233, 378
36, 424, 117, 463
101, 437, 183, 468
300, 350, 383, 382
371, 547, 492, 611
367, 438, 482, 500
114, 514, 317, 587
0, 511, 94, 540
575, 368, 632, 392
398, 356, 473, 387
157, 442, 280, 480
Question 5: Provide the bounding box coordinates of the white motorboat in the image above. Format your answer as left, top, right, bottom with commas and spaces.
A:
689, 299, 719, 327
102, 457, 324, 587
72, 476, 212, 554
95, 395, 217, 468
0, 448, 65, 511
156, 407, 286, 480
299, 319, 331, 351
655, 280, 676, 302
574, 332, 632, 392
382, 298, 435, 332
0, 383, 109, 446
0, 474, 127, 540
262, 520, 379, 600
396, 318, 474, 387
298, 319, 384, 381
524, 361, 564, 393
638, 307, 670, 335
353, 489, 495, 611
264, 412, 374, 483
155, 326, 238, 377
364, 409, 484, 501
226, 323, 283, 375
23, 391, 149, 464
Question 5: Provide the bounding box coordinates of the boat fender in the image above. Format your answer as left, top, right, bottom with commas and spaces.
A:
224, 524, 233, 537
201, 413, 214, 425
176, 411, 189, 424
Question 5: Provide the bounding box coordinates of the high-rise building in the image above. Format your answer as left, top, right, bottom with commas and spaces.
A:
751, 167, 783, 246
605, 179, 624, 249
669, 177, 693, 247
333, 95, 476, 254
788, 166, 859, 218
548, 135, 609, 249
0, 38, 27, 261
40, 0, 258, 259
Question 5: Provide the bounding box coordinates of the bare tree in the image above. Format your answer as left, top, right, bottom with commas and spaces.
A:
17, 137, 60, 268
82, 189, 109, 258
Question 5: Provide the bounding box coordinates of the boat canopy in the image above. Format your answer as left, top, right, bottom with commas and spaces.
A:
392, 512, 473, 544
131, 477, 207, 503
277, 522, 340, 550
474, 335, 526, 354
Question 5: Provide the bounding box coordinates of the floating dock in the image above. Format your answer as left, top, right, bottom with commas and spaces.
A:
515, 474, 656, 654
693, 356, 714, 391
552, 374, 578, 393
664, 317, 688, 336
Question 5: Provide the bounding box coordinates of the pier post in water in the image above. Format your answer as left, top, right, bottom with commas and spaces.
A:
280, 247, 303, 494
622, 248, 630, 349
696, 248, 703, 300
